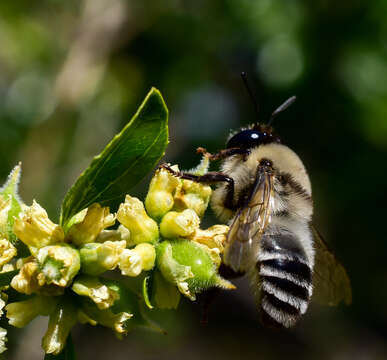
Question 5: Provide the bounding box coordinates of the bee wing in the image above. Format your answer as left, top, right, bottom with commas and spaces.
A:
224, 168, 274, 272
312, 226, 352, 306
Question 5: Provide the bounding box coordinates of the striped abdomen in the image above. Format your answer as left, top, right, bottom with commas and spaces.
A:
257, 232, 313, 328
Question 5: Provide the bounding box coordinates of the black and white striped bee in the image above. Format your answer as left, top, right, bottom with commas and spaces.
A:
163, 77, 351, 328
210, 118, 351, 328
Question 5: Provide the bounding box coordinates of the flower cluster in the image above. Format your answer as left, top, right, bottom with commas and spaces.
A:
0, 159, 233, 355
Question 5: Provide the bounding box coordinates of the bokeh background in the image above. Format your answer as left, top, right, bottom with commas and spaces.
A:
1, 0, 387, 359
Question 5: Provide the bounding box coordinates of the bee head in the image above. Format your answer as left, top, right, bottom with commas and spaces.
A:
226, 124, 280, 150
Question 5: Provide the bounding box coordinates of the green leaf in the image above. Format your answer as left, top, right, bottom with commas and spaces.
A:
44, 334, 76, 360
0, 269, 18, 287
60, 88, 169, 229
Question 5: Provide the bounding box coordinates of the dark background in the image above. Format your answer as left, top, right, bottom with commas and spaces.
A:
1, 0, 386, 359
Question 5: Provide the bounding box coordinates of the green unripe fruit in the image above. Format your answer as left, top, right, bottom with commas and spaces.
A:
157, 240, 234, 299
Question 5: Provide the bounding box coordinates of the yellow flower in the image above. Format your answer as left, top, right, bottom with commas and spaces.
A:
66, 204, 116, 246
188, 224, 229, 253
13, 200, 64, 249
117, 196, 159, 244
72, 276, 119, 310
36, 245, 81, 287
0, 238, 16, 267
159, 209, 200, 238
80, 240, 126, 275
118, 243, 156, 277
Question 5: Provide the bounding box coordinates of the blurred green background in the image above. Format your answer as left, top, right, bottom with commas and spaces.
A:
1, 0, 387, 359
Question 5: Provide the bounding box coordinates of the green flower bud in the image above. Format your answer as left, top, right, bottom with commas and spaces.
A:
159, 209, 200, 239
42, 296, 77, 355
173, 180, 212, 218
152, 270, 181, 309
145, 166, 180, 221
36, 244, 80, 287
66, 204, 116, 246
6, 295, 58, 328
157, 240, 234, 300
72, 275, 119, 310
118, 243, 156, 277
117, 196, 159, 244
156, 241, 195, 300
0, 327, 6, 354
80, 240, 126, 275
0, 238, 17, 267
13, 200, 64, 249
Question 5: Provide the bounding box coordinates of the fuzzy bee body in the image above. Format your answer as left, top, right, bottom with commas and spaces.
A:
212, 142, 315, 327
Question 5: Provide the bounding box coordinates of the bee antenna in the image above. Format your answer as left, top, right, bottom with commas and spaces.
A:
268, 96, 297, 126
241, 72, 259, 121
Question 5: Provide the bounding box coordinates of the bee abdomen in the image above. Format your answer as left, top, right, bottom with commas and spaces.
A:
257, 234, 313, 328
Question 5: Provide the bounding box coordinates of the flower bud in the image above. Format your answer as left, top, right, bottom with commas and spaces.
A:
6, 295, 58, 328
156, 241, 195, 300
13, 200, 64, 249
42, 297, 77, 355
0, 238, 16, 267
72, 275, 119, 310
66, 204, 116, 246
152, 270, 181, 309
117, 196, 159, 244
80, 240, 126, 275
188, 224, 229, 252
145, 166, 180, 221
159, 209, 200, 239
134, 243, 156, 271
118, 243, 156, 277
36, 244, 80, 287
173, 180, 211, 218
157, 240, 234, 300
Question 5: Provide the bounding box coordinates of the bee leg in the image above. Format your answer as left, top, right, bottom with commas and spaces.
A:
197, 147, 250, 161
199, 264, 243, 326
199, 287, 221, 326
160, 164, 237, 210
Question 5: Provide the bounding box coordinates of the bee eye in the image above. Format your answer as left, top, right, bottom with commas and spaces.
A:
226, 130, 265, 149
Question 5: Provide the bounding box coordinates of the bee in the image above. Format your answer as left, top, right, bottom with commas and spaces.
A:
162, 75, 351, 328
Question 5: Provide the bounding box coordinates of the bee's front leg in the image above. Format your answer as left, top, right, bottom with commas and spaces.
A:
159, 164, 237, 210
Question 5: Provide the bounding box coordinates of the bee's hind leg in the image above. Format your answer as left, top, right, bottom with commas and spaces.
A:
159, 164, 237, 210
199, 264, 243, 326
